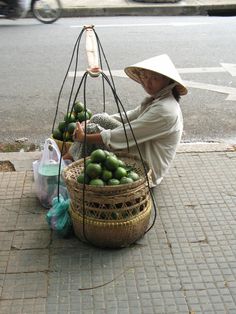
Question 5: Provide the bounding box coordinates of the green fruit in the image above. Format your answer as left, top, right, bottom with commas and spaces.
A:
89, 178, 105, 187
90, 149, 107, 163
77, 173, 90, 184
87, 109, 93, 118
107, 178, 120, 186
103, 150, 111, 157
63, 131, 72, 142
101, 169, 113, 182
114, 167, 127, 180
111, 212, 119, 220
64, 113, 76, 123
67, 122, 76, 134
73, 101, 84, 113
52, 128, 62, 141
58, 121, 66, 132
85, 158, 92, 166
105, 156, 119, 171
85, 163, 102, 179
76, 111, 90, 122
127, 171, 140, 181
117, 159, 126, 167
120, 177, 134, 185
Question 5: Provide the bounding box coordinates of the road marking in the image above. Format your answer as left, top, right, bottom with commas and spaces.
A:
185, 80, 236, 101
69, 64, 236, 78
70, 22, 212, 28
178, 67, 226, 74
221, 63, 236, 77
68, 64, 236, 101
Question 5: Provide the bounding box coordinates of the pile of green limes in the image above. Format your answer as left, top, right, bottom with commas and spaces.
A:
77, 149, 140, 186
52, 101, 92, 142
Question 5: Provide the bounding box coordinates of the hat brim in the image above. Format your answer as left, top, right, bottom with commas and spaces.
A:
124, 66, 188, 96
124, 54, 188, 96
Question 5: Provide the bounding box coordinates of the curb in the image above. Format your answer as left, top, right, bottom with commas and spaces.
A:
0, 142, 235, 172
60, 4, 236, 17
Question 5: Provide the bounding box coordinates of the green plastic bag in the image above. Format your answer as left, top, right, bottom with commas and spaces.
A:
46, 194, 72, 237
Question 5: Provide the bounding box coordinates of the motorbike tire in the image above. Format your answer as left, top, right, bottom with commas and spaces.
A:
31, 0, 62, 24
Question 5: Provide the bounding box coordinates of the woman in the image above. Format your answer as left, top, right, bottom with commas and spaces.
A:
66, 54, 188, 186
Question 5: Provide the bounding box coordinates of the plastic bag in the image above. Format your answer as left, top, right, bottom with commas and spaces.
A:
46, 194, 72, 237
33, 138, 68, 209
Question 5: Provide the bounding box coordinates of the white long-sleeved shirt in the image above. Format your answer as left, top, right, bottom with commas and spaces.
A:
100, 93, 183, 185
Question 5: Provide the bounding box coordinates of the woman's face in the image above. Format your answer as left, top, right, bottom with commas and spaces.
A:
138, 70, 171, 97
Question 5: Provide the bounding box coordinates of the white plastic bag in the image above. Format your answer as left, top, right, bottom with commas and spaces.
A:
33, 138, 68, 209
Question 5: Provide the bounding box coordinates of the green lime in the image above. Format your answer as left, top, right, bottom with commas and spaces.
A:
63, 131, 72, 142
114, 167, 127, 180
87, 109, 93, 118
67, 122, 76, 134
73, 101, 84, 113
85, 163, 102, 179
77, 173, 90, 184
64, 113, 76, 123
117, 159, 126, 167
127, 171, 140, 181
101, 169, 113, 182
120, 177, 134, 184
89, 178, 105, 186
76, 111, 90, 122
58, 121, 66, 132
105, 156, 119, 171
52, 128, 63, 141
90, 149, 107, 163
107, 178, 120, 186
111, 212, 119, 220
103, 150, 111, 157
85, 158, 92, 166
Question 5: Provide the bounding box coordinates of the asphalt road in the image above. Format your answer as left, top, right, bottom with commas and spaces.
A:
0, 16, 236, 146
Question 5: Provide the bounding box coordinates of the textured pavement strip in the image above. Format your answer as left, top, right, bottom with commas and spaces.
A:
0, 144, 236, 313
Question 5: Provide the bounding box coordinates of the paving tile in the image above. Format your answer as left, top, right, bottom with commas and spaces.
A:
0, 251, 10, 274
0, 207, 18, 231
12, 230, 51, 249
18, 197, 44, 214
0, 298, 46, 314
0, 231, 14, 250
6, 249, 49, 273
22, 171, 37, 198
0, 172, 25, 200
0, 273, 5, 296
1, 273, 47, 299
16, 212, 48, 231
50, 232, 80, 248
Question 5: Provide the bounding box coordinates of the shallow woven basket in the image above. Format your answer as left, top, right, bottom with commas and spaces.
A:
63, 152, 152, 217
51, 136, 73, 155
69, 199, 152, 248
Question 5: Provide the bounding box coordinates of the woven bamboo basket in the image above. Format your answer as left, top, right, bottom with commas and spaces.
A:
63, 152, 152, 212
51, 136, 73, 155
63, 152, 152, 248
69, 199, 152, 248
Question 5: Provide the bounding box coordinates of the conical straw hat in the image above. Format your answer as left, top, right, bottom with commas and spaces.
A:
124, 54, 188, 96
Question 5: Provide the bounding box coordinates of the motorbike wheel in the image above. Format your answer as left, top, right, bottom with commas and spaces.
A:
31, 0, 62, 24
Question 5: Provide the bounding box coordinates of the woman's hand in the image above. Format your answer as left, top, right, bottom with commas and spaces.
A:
81, 120, 90, 128
73, 121, 104, 145
73, 122, 85, 142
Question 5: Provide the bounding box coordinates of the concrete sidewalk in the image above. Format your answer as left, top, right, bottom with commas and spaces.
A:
59, 0, 236, 17
1, 142, 236, 313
